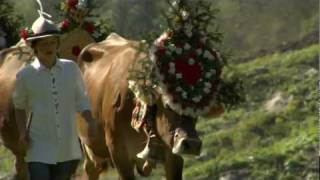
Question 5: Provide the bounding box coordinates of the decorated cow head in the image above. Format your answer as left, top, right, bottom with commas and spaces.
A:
127, 0, 229, 156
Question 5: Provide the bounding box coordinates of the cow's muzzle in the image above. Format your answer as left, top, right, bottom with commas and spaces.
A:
172, 137, 202, 155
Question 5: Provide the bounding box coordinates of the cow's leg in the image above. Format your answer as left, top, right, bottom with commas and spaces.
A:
14, 155, 29, 180
81, 144, 107, 180
164, 151, 184, 180
106, 137, 135, 180
82, 158, 100, 180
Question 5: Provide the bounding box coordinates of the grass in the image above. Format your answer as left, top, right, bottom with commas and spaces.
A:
183, 44, 319, 179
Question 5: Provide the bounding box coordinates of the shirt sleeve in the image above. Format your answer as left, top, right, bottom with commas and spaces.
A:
74, 64, 91, 112
12, 71, 28, 110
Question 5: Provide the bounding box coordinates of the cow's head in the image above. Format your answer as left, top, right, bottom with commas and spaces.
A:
148, 102, 202, 156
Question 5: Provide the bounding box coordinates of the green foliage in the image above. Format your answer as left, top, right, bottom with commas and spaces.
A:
0, 145, 14, 175
0, 0, 25, 46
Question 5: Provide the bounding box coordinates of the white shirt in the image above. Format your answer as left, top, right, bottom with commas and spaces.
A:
13, 58, 90, 164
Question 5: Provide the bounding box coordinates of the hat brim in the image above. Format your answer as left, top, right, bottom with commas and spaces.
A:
26, 33, 60, 41
26, 31, 61, 41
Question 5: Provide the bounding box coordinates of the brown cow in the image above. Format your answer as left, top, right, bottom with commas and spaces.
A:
0, 40, 33, 180
77, 33, 224, 180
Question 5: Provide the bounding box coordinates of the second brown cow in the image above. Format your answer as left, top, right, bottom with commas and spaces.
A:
77, 33, 224, 180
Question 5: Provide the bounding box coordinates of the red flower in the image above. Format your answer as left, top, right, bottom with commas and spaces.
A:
61, 19, 70, 30
197, 42, 205, 49
85, 22, 95, 33
67, 0, 78, 8
189, 51, 197, 59
156, 47, 166, 56
20, 29, 29, 40
175, 43, 183, 48
175, 58, 202, 85
72, 45, 81, 56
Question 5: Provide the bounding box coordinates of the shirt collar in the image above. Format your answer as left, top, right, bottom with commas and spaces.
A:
32, 57, 63, 72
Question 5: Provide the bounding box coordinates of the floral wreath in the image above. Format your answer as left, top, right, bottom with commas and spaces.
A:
58, 0, 109, 56
129, 0, 243, 117
149, 29, 223, 117
59, 0, 101, 38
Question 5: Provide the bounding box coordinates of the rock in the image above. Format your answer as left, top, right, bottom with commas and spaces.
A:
219, 169, 250, 180
264, 92, 293, 113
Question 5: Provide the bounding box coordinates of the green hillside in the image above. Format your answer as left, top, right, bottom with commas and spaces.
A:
183, 44, 319, 180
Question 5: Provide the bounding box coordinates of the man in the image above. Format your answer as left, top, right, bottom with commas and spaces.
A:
13, 15, 97, 180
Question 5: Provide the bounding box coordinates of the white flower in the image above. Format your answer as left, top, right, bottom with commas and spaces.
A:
188, 58, 195, 65
186, 31, 192, 37
203, 50, 210, 58
192, 96, 201, 103
210, 69, 216, 74
182, 92, 188, 99
176, 48, 182, 54
77, 0, 88, 10
172, 0, 178, 7
169, 62, 175, 68
204, 88, 211, 94
205, 72, 212, 78
196, 49, 203, 55
204, 82, 212, 88
169, 67, 175, 74
204, 50, 214, 60
128, 80, 136, 89
176, 87, 182, 92
169, 43, 176, 51
181, 10, 190, 20
176, 73, 182, 79
184, 43, 191, 50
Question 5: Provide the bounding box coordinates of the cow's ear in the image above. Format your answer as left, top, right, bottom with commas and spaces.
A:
80, 49, 93, 63
202, 104, 224, 119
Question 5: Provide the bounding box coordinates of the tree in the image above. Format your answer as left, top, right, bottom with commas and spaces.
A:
0, 0, 25, 47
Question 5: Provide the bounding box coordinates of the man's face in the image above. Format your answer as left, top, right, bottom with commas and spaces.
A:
33, 36, 59, 60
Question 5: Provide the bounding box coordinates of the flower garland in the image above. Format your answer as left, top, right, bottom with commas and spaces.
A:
58, 0, 105, 56
19, 28, 34, 40
149, 29, 223, 117
59, 0, 102, 40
